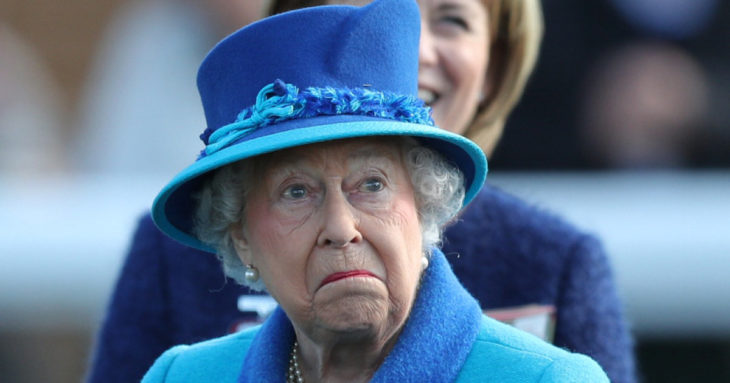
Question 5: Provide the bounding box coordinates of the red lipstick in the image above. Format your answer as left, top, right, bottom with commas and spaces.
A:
319, 270, 377, 288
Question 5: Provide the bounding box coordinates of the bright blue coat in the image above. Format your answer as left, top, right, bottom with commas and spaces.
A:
142, 250, 609, 382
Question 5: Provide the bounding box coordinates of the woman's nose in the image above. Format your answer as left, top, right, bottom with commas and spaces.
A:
419, 21, 438, 67
316, 191, 363, 248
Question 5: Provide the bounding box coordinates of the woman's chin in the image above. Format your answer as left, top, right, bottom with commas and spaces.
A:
311, 278, 391, 333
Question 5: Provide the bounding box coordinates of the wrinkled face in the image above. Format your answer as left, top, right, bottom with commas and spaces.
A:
326, 0, 491, 135
231, 138, 424, 339
417, 0, 490, 135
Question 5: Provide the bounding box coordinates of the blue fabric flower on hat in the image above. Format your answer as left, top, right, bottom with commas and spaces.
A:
198, 79, 433, 159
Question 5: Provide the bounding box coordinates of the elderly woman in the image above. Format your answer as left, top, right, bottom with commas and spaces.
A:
142, 1, 608, 381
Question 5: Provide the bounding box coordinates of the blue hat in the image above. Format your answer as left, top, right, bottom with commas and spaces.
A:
151, 0, 488, 252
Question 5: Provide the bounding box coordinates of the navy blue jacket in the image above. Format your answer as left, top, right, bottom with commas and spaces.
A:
86, 185, 635, 383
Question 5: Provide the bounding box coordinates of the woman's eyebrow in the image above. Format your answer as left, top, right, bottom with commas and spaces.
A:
436, 2, 465, 12
436, 1, 480, 14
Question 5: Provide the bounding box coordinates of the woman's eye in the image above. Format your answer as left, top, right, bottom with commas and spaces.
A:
441, 15, 469, 30
360, 178, 384, 192
283, 184, 308, 199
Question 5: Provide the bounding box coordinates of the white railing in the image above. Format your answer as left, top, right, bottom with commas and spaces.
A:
1, 171, 728, 338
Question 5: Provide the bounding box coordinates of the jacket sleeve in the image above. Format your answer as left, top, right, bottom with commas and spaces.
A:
553, 235, 637, 383
85, 213, 173, 383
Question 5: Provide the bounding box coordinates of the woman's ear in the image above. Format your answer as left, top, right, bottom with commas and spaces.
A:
230, 223, 253, 264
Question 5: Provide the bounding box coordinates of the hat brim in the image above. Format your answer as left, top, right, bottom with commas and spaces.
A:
152, 115, 487, 252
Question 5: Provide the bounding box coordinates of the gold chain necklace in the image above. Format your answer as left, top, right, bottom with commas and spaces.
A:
287, 341, 304, 383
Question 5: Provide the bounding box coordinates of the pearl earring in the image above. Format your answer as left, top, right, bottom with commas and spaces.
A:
244, 264, 259, 283
421, 256, 429, 270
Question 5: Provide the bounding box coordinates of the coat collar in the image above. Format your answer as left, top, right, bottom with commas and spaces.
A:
237, 249, 482, 382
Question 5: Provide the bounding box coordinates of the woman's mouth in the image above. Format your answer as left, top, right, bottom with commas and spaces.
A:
319, 270, 379, 288
418, 88, 439, 106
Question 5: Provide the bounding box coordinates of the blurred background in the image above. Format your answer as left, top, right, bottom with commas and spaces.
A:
1, 0, 728, 381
